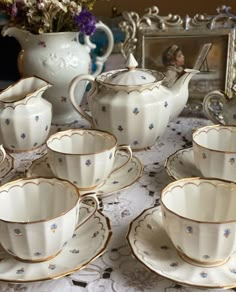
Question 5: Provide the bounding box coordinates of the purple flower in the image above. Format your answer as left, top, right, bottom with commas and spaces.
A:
74, 7, 96, 36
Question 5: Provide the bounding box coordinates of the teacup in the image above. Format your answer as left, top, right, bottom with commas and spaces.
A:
192, 124, 236, 181
161, 177, 236, 267
0, 177, 98, 262
46, 129, 132, 190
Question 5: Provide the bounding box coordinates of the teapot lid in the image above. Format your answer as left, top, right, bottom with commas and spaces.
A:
103, 54, 162, 86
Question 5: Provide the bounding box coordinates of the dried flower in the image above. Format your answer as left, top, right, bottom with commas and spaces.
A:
0, 0, 97, 34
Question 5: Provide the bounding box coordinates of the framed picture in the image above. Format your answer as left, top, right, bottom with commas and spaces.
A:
120, 6, 236, 112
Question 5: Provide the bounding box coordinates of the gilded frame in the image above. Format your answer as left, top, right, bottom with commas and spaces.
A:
119, 5, 236, 112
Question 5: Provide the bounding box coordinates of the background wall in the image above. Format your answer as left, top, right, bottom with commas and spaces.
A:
93, 0, 236, 17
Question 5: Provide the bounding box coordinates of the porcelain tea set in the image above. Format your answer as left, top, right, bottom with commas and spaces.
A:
127, 123, 236, 289
1, 50, 235, 287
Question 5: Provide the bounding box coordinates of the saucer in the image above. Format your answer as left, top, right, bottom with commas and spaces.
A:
127, 205, 236, 289
165, 147, 201, 180
0, 152, 14, 180
27, 151, 143, 197
0, 203, 112, 283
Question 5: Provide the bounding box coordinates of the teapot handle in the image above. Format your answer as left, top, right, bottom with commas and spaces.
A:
203, 90, 227, 124
69, 74, 98, 127
83, 21, 114, 77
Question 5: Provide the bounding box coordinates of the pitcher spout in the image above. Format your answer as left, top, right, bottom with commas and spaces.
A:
1, 26, 31, 47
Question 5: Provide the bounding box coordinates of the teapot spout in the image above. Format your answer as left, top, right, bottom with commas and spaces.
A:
2, 26, 31, 47
169, 69, 199, 120
172, 69, 199, 91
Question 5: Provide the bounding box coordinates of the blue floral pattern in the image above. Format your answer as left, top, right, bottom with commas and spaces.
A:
14, 229, 22, 236
186, 226, 193, 234
48, 264, 56, 270
50, 223, 57, 232
149, 123, 154, 130
5, 119, 10, 125
224, 228, 231, 238
85, 159, 92, 166
118, 125, 123, 131
16, 268, 24, 275
70, 249, 80, 254
200, 272, 208, 278
202, 153, 207, 159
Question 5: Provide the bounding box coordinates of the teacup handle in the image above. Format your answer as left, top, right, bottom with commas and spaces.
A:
76, 192, 99, 229
111, 145, 132, 174
203, 90, 226, 124
69, 74, 98, 127
0, 145, 6, 165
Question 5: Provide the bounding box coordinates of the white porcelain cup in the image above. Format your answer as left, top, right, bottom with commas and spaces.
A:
46, 129, 132, 190
0, 177, 98, 262
161, 177, 236, 267
192, 125, 236, 181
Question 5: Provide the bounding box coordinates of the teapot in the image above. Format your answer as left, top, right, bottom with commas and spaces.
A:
203, 90, 236, 125
69, 54, 199, 150
0, 77, 52, 152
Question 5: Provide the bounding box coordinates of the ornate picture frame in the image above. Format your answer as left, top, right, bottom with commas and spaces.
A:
119, 5, 236, 112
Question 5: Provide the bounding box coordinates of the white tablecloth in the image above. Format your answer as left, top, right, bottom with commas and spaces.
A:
0, 116, 232, 292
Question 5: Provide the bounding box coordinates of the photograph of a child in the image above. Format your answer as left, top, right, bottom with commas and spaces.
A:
143, 34, 230, 101
161, 44, 185, 88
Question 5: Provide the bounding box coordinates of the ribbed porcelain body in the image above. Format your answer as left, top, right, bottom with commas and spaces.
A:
46, 129, 132, 189
90, 84, 171, 150
193, 125, 236, 182
161, 178, 236, 267
69, 58, 199, 150
0, 77, 52, 151
0, 178, 80, 262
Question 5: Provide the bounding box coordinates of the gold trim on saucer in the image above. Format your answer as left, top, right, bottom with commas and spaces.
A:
177, 250, 230, 268
127, 205, 236, 290
0, 209, 112, 283
13, 249, 62, 263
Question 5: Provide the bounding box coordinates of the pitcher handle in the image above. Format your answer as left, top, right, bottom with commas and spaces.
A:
76, 192, 99, 229
69, 74, 98, 127
111, 145, 133, 174
83, 21, 114, 77
203, 90, 226, 124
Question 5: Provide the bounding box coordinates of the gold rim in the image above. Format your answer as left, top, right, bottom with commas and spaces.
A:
46, 128, 118, 155
0, 76, 51, 106
0, 210, 112, 283
193, 124, 236, 154
0, 177, 80, 224
161, 177, 236, 224
164, 147, 196, 181
12, 249, 62, 263
96, 68, 164, 88
126, 206, 236, 289
178, 250, 230, 268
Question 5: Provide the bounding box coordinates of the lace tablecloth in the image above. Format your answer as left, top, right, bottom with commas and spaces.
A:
0, 116, 233, 292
